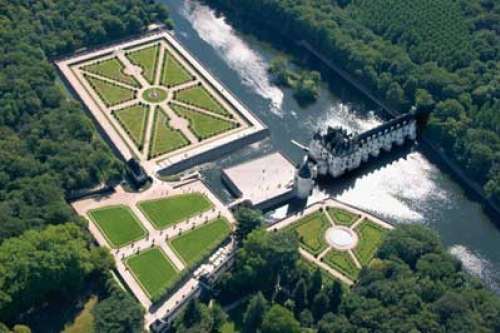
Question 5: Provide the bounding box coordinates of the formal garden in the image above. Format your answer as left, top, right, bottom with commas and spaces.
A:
74, 39, 243, 160
286, 205, 390, 282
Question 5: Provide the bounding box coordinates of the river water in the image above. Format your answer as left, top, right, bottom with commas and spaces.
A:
161, 0, 500, 291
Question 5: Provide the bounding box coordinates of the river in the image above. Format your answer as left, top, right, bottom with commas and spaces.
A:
160, 0, 500, 291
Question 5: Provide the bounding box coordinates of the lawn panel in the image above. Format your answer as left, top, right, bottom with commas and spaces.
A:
288, 211, 330, 255
323, 250, 360, 280
139, 192, 213, 229
161, 51, 193, 87
83, 57, 139, 87
170, 217, 231, 266
149, 107, 190, 158
354, 220, 387, 266
126, 247, 178, 299
113, 104, 149, 149
89, 206, 146, 248
127, 44, 160, 84
174, 85, 230, 116
84, 75, 135, 107
170, 103, 237, 140
326, 207, 359, 226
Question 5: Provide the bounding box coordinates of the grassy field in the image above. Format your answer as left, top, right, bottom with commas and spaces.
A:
161, 51, 193, 87
113, 104, 149, 149
289, 211, 330, 255
139, 192, 213, 229
127, 44, 160, 84
149, 108, 190, 158
88, 206, 146, 248
170, 103, 237, 140
62, 296, 97, 333
354, 220, 387, 266
170, 217, 231, 266
85, 75, 136, 107
175, 85, 230, 116
83, 57, 139, 87
327, 207, 359, 226
126, 247, 179, 300
323, 250, 360, 280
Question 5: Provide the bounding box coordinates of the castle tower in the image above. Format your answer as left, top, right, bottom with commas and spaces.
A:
295, 161, 315, 199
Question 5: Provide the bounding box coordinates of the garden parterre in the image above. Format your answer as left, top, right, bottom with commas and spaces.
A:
58, 32, 260, 170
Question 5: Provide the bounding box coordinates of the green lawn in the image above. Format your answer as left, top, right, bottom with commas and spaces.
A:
89, 206, 147, 248
354, 220, 387, 266
289, 211, 330, 255
83, 57, 139, 87
85, 75, 136, 107
139, 192, 213, 229
62, 296, 97, 333
113, 104, 149, 149
127, 44, 160, 84
170, 217, 231, 266
149, 107, 190, 158
161, 51, 193, 87
126, 247, 179, 300
323, 250, 360, 280
170, 103, 237, 140
175, 85, 230, 116
326, 207, 359, 226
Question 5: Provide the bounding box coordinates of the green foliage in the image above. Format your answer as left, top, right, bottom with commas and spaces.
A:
113, 104, 149, 150
170, 103, 238, 140
349, 0, 475, 69
269, 56, 321, 105
125, 247, 179, 300
149, 107, 190, 158
234, 206, 264, 241
139, 192, 213, 229
92, 291, 144, 333
261, 304, 301, 333
88, 205, 147, 248
169, 217, 231, 266
242, 293, 268, 333
0, 224, 112, 321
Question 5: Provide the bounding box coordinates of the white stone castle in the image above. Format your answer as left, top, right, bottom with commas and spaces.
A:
295, 109, 422, 199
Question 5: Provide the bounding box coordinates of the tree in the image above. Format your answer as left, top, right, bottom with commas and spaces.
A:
308, 269, 322, 304
243, 292, 268, 333
327, 280, 343, 313
234, 207, 264, 241
93, 291, 144, 333
311, 292, 330, 322
293, 278, 308, 313
210, 303, 228, 332
0, 224, 110, 321
260, 304, 301, 333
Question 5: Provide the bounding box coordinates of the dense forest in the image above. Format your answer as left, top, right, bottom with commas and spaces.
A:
0, 0, 170, 330
170, 208, 500, 332
206, 0, 500, 206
